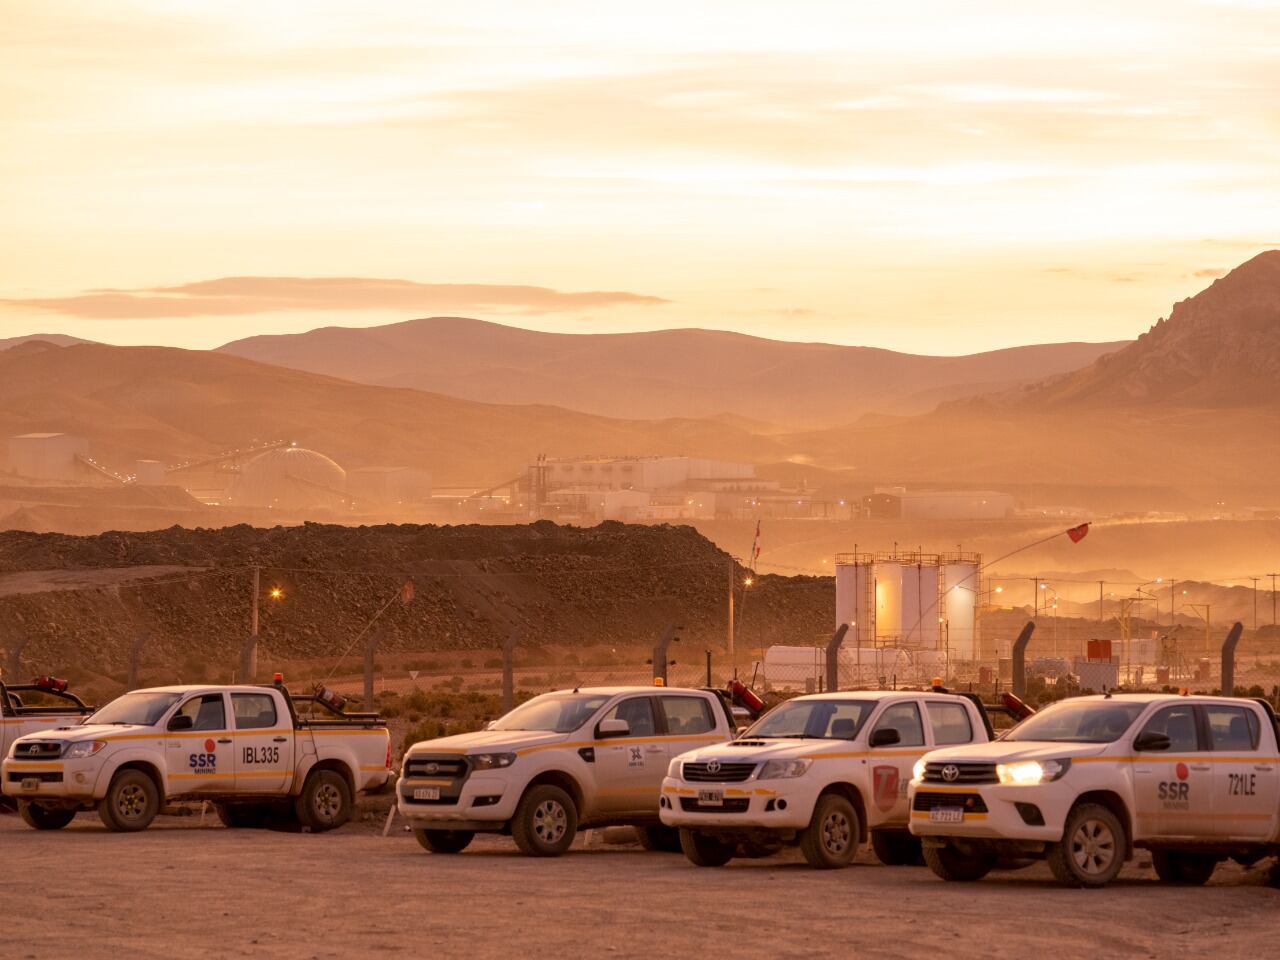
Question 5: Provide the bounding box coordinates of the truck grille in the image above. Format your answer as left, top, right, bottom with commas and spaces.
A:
681, 761, 755, 783
13, 741, 63, 760
6, 771, 63, 784
403, 756, 468, 779
913, 791, 988, 814
921, 762, 997, 784
679, 797, 751, 813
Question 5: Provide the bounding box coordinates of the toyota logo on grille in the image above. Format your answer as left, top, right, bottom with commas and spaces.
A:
705, 760, 721, 774
424, 763, 440, 774
941, 764, 960, 783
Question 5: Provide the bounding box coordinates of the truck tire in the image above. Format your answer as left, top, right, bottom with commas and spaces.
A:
923, 843, 997, 882
798, 793, 860, 869
214, 802, 269, 829
511, 784, 577, 856
1046, 803, 1125, 888
294, 769, 352, 832
871, 829, 924, 866
18, 801, 76, 831
635, 825, 682, 852
678, 829, 735, 867
415, 829, 475, 854
1151, 849, 1217, 885
97, 769, 160, 832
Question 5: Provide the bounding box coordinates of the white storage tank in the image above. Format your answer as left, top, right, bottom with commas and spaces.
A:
942, 562, 979, 660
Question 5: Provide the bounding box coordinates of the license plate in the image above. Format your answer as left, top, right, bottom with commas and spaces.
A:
697, 789, 723, 806
414, 787, 441, 801
929, 807, 964, 823
20, 777, 40, 792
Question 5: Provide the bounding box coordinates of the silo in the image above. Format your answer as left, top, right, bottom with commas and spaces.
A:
899, 563, 941, 648
873, 563, 903, 644
835, 558, 873, 648
943, 562, 979, 660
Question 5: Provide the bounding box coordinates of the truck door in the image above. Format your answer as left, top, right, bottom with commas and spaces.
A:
656, 694, 723, 810
230, 692, 291, 794
866, 701, 927, 827
1130, 703, 1214, 837
169, 693, 235, 793
592, 696, 662, 816
1203, 703, 1279, 840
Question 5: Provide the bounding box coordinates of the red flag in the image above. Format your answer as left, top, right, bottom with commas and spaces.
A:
1066, 523, 1090, 543
399, 578, 415, 604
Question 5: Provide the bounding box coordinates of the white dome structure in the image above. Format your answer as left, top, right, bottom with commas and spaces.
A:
228, 446, 347, 511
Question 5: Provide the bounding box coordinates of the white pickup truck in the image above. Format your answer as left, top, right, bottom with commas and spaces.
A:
398, 685, 736, 856
909, 693, 1280, 887
660, 689, 993, 868
2, 676, 96, 822
2, 682, 391, 833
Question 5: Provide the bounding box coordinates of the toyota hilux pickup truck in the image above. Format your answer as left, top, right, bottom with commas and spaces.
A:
660, 689, 993, 868
3, 681, 390, 832
909, 693, 1280, 887
1, 676, 95, 821
397, 685, 736, 856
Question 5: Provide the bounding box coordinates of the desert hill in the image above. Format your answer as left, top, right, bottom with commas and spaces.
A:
0, 342, 786, 484
218, 317, 1125, 427
0, 333, 92, 350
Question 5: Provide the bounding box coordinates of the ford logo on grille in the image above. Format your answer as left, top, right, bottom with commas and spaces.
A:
941, 764, 960, 782
705, 760, 721, 774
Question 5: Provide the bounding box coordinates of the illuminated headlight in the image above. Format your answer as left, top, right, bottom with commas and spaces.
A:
63, 741, 107, 759
469, 752, 517, 770
758, 758, 812, 780
912, 759, 927, 782
996, 759, 1069, 785
667, 758, 683, 779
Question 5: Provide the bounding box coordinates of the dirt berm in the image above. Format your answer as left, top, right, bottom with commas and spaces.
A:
0, 521, 833, 673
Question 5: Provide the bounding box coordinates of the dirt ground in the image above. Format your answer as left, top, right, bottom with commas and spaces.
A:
2, 813, 1278, 959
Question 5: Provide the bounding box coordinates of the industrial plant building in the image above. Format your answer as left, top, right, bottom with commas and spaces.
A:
862, 487, 1015, 520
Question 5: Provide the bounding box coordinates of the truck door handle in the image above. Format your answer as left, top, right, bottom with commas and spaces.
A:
1189, 764, 1211, 772
272, 737, 288, 743
1255, 765, 1274, 772
217, 738, 232, 744
645, 746, 665, 753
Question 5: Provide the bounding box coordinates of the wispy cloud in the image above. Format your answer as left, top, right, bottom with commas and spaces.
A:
2, 277, 669, 319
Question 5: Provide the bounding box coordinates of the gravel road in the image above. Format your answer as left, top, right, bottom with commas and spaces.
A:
3, 814, 1277, 959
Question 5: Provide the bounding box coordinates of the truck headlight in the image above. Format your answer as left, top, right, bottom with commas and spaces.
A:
995, 759, 1069, 785
63, 741, 106, 759
667, 758, 683, 779
912, 759, 927, 782
758, 759, 812, 780
470, 752, 516, 770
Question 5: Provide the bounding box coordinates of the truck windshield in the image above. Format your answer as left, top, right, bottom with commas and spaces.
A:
743, 699, 874, 740
489, 693, 612, 733
87, 692, 183, 726
1002, 701, 1145, 743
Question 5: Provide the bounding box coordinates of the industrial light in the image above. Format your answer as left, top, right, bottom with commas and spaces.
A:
269, 587, 284, 600
995, 586, 1003, 594
744, 577, 754, 587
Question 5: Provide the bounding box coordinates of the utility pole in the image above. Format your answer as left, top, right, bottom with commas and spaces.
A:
1098, 580, 1104, 623
727, 557, 735, 677
1270, 573, 1279, 628
1250, 577, 1260, 631
242, 565, 261, 682
1033, 577, 1040, 617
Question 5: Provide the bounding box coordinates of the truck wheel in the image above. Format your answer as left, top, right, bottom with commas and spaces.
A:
871, 829, 924, 866
294, 770, 352, 832
923, 842, 997, 882
678, 829, 735, 867
214, 803, 269, 829
97, 769, 160, 832
19, 801, 76, 831
1046, 803, 1125, 888
511, 784, 577, 856
635, 825, 682, 852
799, 793, 860, 869
1152, 850, 1217, 885
415, 829, 475, 854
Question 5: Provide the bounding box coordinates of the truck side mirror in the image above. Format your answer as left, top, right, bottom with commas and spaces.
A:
168, 714, 194, 731
597, 718, 630, 739
1133, 731, 1171, 752
869, 727, 901, 748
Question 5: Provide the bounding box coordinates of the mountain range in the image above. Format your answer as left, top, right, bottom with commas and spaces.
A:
218, 320, 1125, 428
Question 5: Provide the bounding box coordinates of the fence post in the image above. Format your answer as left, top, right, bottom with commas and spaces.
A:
825, 623, 850, 693
1220, 621, 1244, 696
128, 632, 150, 690
1011, 621, 1036, 699
5, 638, 30, 679
239, 634, 257, 685
653, 625, 679, 685
502, 630, 519, 713
364, 627, 385, 711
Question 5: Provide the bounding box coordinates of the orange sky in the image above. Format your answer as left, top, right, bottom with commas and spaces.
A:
2, 0, 1277, 354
